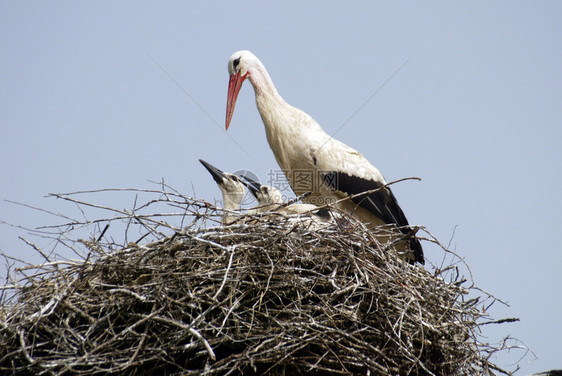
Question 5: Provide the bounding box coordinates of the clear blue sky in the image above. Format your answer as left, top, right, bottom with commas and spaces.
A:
1, 2, 560, 374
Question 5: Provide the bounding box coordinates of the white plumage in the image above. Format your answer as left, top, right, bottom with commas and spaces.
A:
225, 50, 423, 264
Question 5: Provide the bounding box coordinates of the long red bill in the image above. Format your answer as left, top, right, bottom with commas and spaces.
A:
225, 72, 246, 130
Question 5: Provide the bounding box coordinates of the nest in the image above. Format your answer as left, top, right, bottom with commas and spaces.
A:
0, 187, 519, 375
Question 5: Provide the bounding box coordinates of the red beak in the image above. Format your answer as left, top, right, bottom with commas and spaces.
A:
226, 72, 246, 130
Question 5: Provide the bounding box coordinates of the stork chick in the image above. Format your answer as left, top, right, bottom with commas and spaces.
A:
240, 175, 333, 224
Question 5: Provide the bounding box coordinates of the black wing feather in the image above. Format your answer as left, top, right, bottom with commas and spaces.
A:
322, 171, 424, 264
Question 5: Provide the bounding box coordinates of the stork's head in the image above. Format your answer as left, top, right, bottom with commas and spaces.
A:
257, 185, 283, 205
226, 50, 259, 130
240, 175, 284, 206
199, 159, 246, 209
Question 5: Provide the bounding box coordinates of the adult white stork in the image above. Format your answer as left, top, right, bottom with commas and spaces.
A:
225, 50, 424, 264
199, 159, 246, 225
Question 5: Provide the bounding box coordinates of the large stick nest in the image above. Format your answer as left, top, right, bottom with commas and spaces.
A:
0, 187, 519, 375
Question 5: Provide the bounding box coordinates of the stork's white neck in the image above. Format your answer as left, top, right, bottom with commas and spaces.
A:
247, 62, 279, 99
219, 186, 244, 225
245, 56, 328, 174
221, 192, 240, 212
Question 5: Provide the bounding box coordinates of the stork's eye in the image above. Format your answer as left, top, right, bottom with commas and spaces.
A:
262, 187, 269, 194
233, 57, 241, 70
